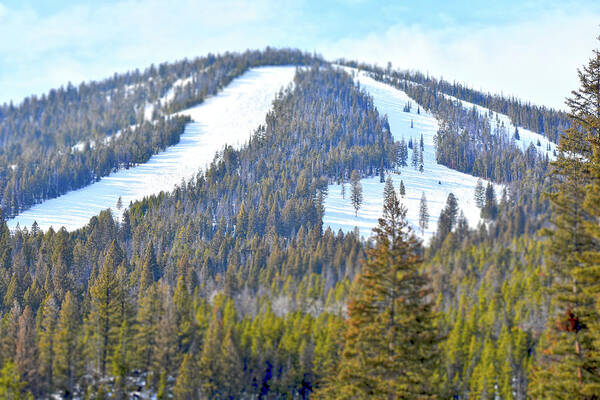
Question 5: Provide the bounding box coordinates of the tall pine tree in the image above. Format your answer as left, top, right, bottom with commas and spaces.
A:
530, 36, 600, 399
318, 180, 440, 399
88, 240, 124, 377
54, 291, 81, 399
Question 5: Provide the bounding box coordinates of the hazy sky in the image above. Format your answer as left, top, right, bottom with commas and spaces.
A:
0, 0, 598, 109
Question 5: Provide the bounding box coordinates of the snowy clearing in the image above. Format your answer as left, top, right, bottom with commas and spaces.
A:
8, 66, 296, 231
324, 68, 497, 242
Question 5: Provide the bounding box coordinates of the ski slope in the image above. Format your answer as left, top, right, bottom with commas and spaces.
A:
8, 66, 296, 231
324, 69, 495, 241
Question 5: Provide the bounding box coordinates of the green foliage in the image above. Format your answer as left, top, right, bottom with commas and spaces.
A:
54, 291, 81, 398
0, 45, 584, 399
530, 37, 600, 399
0, 49, 319, 217
0, 362, 33, 400
318, 182, 440, 399
350, 169, 363, 217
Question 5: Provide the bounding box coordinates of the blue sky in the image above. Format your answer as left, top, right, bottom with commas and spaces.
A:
0, 0, 598, 109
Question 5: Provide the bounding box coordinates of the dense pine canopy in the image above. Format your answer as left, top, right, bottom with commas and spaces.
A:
0, 37, 598, 399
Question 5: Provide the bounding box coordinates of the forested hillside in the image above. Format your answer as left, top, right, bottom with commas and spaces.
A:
0, 48, 317, 217
0, 65, 394, 398
0, 38, 598, 399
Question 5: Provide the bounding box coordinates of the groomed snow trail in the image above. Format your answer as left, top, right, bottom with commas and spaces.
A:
8, 66, 296, 231
323, 69, 496, 241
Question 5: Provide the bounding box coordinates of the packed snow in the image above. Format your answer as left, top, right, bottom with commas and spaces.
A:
8, 66, 296, 231
143, 103, 155, 121
324, 68, 497, 241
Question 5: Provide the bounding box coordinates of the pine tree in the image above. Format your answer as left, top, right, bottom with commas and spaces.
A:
134, 283, 161, 378
579, 42, 600, 396
140, 241, 159, 285
350, 170, 363, 217
341, 180, 346, 199
481, 183, 498, 220
411, 145, 419, 168
419, 192, 429, 235
111, 320, 131, 397
235, 201, 248, 238
173, 353, 198, 400
445, 193, 458, 228
15, 306, 37, 393
152, 285, 178, 385
173, 276, 195, 357
318, 185, 440, 398
399, 180, 405, 198
398, 138, 408, 167
54, 291, 81, 399
220, 326, 243, 398
437, 193, 459, 242
470, 336, 498, 399
530, 37, 600, 398
157, 370, 168, 400
88, 241, 124, 377
474, 179, 485, 209
0, 362, 32, 400
420, 133, 424, 151
37, 296, 59, 395
199, 311, 223, 398
383, 176, 395, 205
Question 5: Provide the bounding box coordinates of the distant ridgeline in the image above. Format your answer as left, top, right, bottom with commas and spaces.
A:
340, 59, 570, 144
388, 76, 549, 183
339, 60, 568, 183
0, 48, 568, 219
0, 48, 320, 217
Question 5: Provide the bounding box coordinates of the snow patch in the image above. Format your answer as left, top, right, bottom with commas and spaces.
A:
161, 75, 194, 105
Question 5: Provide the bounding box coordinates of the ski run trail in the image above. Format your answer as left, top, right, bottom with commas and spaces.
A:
8, 66, 296, 231
324, 68, 514, 242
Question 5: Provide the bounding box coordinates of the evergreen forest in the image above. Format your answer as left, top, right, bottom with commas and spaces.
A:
0, 36, 599, 399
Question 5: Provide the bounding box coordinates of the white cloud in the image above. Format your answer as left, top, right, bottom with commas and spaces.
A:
0, 1, 597, 110
318, 11, 600, 109
0, 0, 291, 103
